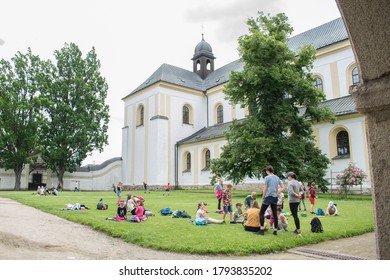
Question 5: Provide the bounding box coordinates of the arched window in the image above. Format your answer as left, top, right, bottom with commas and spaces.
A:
186, 153, 191, 171
313, 77, 323, 91
352, 67, 360, 85
216, 105, 223, 124
201, 148, 211, 171
205, 149, 210, 169
183, 106, 190, 124
336, 131, 350, 156
137, 105, 144, 126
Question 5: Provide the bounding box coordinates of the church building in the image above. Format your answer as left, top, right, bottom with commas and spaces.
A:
121, 17, 370, 189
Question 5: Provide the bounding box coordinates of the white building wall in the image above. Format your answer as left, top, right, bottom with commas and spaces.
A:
313, 115, 369, 185
312, 48, 356, 100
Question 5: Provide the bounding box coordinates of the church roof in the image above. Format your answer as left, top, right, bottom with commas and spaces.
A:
125, 17, 349, 98
288, 17, 348, 53
178, 95, 357, 146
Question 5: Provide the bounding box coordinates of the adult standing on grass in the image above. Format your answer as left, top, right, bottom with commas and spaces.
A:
214, 178, 223, 211
287, 172, 302, 236
308, 184, 317, 214
257, 166, 284, 236
116, 181, 123, 205
143, 181, 149, 193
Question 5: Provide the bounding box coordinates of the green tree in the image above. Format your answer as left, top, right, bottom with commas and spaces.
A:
0, 50, 46, 190
210, 13, 335, 190
40, 43, 109, 188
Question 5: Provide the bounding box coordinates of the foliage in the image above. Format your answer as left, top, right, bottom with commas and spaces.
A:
336, 162, 367, 198
0, 49, 47, 190
0, 190, 374, 255
40, 43, 110, 188
211, 13, 334, 186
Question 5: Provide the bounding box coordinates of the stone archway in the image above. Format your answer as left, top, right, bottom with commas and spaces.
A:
336, 0, 390, 259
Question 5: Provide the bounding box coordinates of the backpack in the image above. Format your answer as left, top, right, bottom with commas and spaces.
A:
171, 210, 191, 219
194, 218, 207, 226
171, 210, 183, 218
160, 207, 172, 216
181, 211, 191, 219
316, 208, 325, 216
310, 217, 323, 233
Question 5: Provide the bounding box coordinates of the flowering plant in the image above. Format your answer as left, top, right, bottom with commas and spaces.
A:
336, 162, 367, 197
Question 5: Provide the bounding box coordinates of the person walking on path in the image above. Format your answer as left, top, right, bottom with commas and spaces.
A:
214, 178, 224, 211
308, 184, 317, 214
256, 166, 284, 236
287, 172, 302, 236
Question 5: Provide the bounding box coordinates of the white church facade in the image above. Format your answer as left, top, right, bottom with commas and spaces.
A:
0, 18, 371, 191
121, 17, 370, 189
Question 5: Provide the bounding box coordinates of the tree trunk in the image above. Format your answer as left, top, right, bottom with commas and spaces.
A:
57, 165, 65, 191
14, 165, 23, 191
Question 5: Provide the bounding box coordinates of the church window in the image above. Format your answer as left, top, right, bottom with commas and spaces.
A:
336, 131, 350, 156
205, 149, 211, 170
201, 148, 211, 171
183, 106, 190, 124
186, 153, 191, 171
217, 105, 223, 124
352, 67, 360, 85
137, 105, 144, 126
313, 77, 323, 91
183, 152, 191, 172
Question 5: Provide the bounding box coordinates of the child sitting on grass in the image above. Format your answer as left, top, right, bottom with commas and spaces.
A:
115, 200, 127, 221
277, 208, 288, 231
130, 200, 147, 222
231, 202, 245, 224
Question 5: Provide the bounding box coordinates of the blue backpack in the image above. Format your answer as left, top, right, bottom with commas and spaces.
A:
160, 207, 172, 216
316, 208, 325, 216
194, 218, 207, 226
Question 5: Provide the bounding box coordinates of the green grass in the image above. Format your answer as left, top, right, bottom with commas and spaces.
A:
0, 189, 374, 255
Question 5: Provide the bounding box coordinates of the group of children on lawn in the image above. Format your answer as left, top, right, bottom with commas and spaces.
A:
112, 193, 149, 222
210, 181, 290, 232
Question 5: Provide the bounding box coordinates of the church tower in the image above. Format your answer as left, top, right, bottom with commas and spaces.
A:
192, 34, 215, 79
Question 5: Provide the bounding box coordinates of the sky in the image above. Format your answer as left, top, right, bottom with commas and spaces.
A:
0, 0, 342, 165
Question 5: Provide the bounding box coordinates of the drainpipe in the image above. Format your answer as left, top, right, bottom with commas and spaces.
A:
205, 91, 209, 128
174, 142, 179, 189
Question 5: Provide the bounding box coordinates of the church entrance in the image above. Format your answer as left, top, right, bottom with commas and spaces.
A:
28, 172, 45, 190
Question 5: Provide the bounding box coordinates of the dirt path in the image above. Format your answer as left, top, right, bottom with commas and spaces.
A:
0, 197, 377, 260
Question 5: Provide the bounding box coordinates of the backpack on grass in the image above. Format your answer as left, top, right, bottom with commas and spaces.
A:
171, 210, 191, 219
310, 217, 323, 233
160, 207, 172, 216
316, 208, 325, 216
194, 218, 207, 226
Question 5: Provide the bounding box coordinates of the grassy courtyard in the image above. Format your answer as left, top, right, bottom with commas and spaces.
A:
0, 189, 374, 255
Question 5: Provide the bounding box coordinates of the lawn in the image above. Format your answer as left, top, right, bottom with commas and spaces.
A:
0, 189, 374, 255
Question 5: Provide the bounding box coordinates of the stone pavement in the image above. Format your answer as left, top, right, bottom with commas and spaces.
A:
0, 197, 377, 260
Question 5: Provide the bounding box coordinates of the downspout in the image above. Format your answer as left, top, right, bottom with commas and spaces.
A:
205, 91, 209, 128
174, 142, 179, 189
